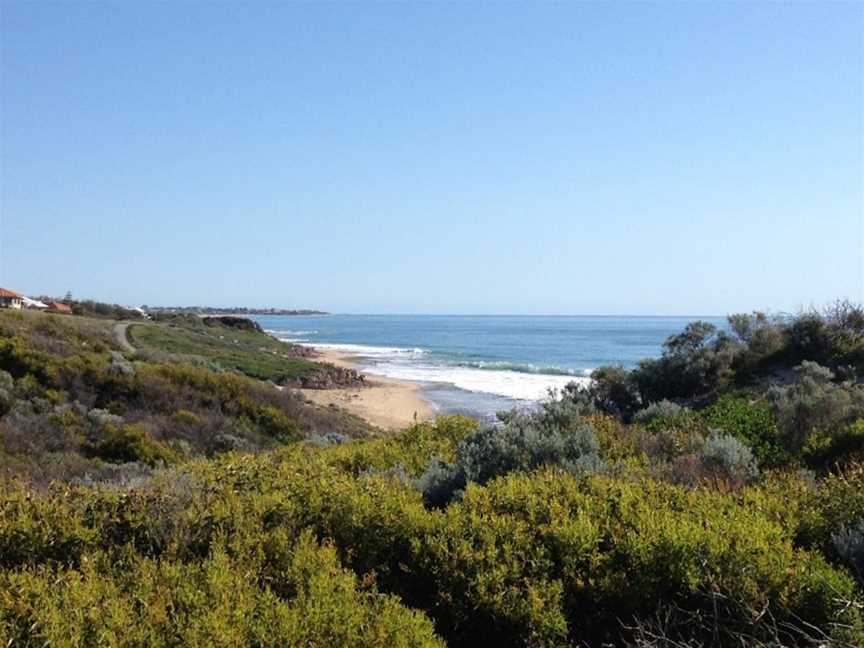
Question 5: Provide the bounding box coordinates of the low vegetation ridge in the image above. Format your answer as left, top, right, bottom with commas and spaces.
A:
1, 301, 863, 647
0, 309, 374, 485
144, 306, 329, 316
131, 313, 365, 388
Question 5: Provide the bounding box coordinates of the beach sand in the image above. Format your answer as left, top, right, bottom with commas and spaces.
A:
301, 348, 434, 430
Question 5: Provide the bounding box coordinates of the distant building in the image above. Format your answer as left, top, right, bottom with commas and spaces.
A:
0, 288, 23, 309
46, 301, 73, 314
22, 297, 49, 310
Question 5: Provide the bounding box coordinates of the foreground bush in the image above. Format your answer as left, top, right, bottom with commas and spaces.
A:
0, 532, 444, 647
418, 471, 862, 646
2, 424, 860, 647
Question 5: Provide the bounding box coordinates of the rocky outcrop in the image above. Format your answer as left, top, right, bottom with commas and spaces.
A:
283, 343, 315, 358
202, 316, 263, 333
288, 364, 367, 389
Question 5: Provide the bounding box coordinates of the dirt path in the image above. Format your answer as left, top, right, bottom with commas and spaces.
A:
113, 322, 136, 353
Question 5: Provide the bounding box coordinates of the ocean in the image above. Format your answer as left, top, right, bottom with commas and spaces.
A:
253, 314, 725, 420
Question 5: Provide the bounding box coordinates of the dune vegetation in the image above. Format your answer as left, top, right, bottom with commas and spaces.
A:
1, 303, 863, 646
129, 315, 327, 384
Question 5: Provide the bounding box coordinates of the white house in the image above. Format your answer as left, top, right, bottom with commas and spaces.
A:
0, 288, 23, 309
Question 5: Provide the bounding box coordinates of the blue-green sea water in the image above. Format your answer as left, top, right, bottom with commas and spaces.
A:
253, 314, 724, 420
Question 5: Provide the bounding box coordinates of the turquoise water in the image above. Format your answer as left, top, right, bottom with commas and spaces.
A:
253, 314, 724, 420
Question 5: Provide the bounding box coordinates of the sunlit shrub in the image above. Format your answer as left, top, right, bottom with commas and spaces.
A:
416, 470, 862, 646
250, 405, 301, 443
0, 535, 444, 647
86, 407, 123, 428
84, 423, 178, 466
172, 408, 201, 426
0, 485, 96, 568
0, 337, 56, 384
322, 416, 477, 477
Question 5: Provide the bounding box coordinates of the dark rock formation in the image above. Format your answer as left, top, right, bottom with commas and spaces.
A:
202, 316, 263, 333
287, 364, 367, 389
282, 343, 315, 358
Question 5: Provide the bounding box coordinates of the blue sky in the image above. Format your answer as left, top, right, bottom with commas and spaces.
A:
1, 2, 861, 315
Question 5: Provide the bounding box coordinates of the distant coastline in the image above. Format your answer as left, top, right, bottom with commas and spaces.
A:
145, 306, 329, 316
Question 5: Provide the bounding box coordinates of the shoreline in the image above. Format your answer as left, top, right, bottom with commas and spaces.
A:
301, 347, 435, 431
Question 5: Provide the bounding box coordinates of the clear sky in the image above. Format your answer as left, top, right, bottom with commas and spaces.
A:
1, 2, 862, 315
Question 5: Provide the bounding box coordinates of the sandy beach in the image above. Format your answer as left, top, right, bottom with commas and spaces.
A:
301, 347, 434, 430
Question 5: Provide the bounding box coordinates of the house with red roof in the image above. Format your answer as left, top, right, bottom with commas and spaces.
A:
46, 301, 73, 314
0, 288, 23, 310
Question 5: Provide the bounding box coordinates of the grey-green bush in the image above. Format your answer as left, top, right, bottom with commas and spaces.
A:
832, 518, 864, 581
699, 432, 759, 485
768, 361, 864, 451
418, 407, 604, 506
633, 399, 687, 424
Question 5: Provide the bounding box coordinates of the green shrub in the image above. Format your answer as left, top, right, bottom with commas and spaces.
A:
635, 402, 702, 434
634, 322, 736, 404
321, 416, 477, 477
796, 461, 864, 556
417, 471, 862, 646
0, 535, 444, 647
0, 337, 56, 384
251, 405, 301, 443
803, 418, 864, 471
564, 365, 641, 420
700, 394, 786, 466
84, 423, 178, 466
0, 485, 95, 568
172, 409, 201, 426
1, 444, 861, 647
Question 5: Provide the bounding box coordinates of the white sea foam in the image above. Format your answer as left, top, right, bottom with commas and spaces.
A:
365, 361, 589, 402
269, 329, 319, 342
283, 340, 587, 402
308, 343, 427, 357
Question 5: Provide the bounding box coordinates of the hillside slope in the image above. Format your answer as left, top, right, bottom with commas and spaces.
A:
0, 309, 376, 485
